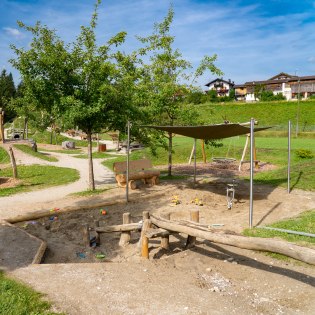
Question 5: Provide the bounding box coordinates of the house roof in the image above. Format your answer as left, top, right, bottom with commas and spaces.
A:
144, 123, 270, 140
268, 72, 296, 80
205, 78, 234, 87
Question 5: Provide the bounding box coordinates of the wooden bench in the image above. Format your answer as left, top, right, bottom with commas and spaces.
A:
113, 159, 160, 190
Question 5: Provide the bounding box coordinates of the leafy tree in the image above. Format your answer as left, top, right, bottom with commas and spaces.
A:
137, 7, 222, 176
207, 89, 218, 102
0, 70, 16, 122
10, 0, 135, 190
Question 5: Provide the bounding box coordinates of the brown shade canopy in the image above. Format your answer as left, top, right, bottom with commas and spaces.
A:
144, 123, 270, 140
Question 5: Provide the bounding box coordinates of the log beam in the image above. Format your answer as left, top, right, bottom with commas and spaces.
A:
150, 215, 315, 265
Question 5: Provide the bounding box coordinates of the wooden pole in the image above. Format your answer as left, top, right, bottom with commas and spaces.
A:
138, 211, 150, 249
82, 224, 90, 247
239, 134, 249, 171
188, 143, 195, 165
141, 219, 151, 259
0, 109, 4, 143
201, 140, 207, 163
186, 210, 199, 248
160, 213, 170, 249
8, 146, 18, 179
119, 212, 131, 247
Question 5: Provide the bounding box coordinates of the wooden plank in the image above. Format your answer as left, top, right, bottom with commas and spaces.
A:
119, 212, 131, 246
145, 228, 170, 238
113, 159, 153, 173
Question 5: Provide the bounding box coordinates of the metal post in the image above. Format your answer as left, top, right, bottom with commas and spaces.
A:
287, 120, 291, 194
249, 118, 254, 228
126, 121, 130, 202
194, 138, 197, 185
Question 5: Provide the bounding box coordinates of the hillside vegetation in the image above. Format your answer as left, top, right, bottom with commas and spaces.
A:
193, 99, 315, 132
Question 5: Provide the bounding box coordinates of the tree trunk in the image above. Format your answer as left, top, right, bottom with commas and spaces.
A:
168, 131, 172, 177
25, 117, 28, 139
50, 124, 53, 144
87, 132, 95, 190
150, 215, 315, 265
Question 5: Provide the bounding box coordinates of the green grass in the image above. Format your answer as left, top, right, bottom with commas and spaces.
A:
0, 271, 64, 315
0, 165, 79, 197
14, 144, 58, 162
71, 187, 114, 197
253, 158, 315, 191
0, 147, 10, 164
243, 210, 315, 261
194, 99, 315, 132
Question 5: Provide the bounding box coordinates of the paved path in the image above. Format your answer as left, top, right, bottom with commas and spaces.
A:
0, 143, 116, 219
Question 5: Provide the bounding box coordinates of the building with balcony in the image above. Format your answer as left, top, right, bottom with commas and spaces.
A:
205, 78, 234, 97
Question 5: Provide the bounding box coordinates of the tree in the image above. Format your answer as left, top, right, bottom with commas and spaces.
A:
10, 0, 134, 190
137, 7, 222, 176
0, 70, 16, 122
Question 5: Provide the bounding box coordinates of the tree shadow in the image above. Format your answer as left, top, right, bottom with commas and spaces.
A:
255, 202, 282, 226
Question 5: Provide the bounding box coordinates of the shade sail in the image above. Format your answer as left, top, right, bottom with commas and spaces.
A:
144, 124, 270, 140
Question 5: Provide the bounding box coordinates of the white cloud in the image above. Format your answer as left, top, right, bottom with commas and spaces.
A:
3, 27, 24, 39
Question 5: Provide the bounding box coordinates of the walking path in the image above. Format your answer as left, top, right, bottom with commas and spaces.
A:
0, 142, 116, 219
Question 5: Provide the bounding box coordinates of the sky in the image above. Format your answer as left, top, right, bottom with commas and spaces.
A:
1, 0, 315, 89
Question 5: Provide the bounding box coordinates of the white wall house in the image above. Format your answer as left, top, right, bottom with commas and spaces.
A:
205, 78, 234, 97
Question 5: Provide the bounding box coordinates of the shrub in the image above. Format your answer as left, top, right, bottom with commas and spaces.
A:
295, 149, 314, 159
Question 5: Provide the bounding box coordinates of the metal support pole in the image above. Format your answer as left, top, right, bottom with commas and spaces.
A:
126, 121, 130, 202
296, 78, 300, 137
287, 120, 291, 194
194, 138, 197, 185
249, 118, 254, 228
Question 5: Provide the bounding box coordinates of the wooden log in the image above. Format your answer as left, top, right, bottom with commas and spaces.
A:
145, 228, 170, 239
119, 212, 131, 247
8, 146, 18, 179
96, 223, 140, 233
32, 240, 47, 264
137, 211, 150, 249
82, 224, 90, 247
150, 215, 315, 265
94, 220, 100, 245
141, 219, 151, 259
161, 213, 170, 249
186, 210, 199, 248
128, 180, 137, 190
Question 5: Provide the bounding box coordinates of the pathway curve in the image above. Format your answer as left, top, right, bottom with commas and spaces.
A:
0, 143, 116, 219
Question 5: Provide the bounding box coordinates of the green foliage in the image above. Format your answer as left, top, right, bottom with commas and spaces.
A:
0, 70, 16, 122
295, 149, 314, 159
0, 165, 79, 196
260, 90, 286, 101
73, 152, 118, 159
185, 90, 208, 104
14, 144, 58, 162
0, 147, 10, 164
0, 271, 64, 315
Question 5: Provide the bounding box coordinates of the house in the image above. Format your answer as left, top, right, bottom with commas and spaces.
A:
236, 72, 315, 101
205, 78, 234, 97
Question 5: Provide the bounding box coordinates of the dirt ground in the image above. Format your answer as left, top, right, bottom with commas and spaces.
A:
2, 156, 315, 314
11, 175, 315, 315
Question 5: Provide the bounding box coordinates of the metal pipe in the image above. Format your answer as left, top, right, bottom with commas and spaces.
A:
126, 121, 130, 202
249, 118, 254, 228
257, 226, 315, 238
287, 120, 291, 193
194, 138, 197, 185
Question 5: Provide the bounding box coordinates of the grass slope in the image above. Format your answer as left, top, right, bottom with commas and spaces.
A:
195, 100, 315, 132
0, 271, 63, 315
0, 165, 79, 197
0, 147, 10, 164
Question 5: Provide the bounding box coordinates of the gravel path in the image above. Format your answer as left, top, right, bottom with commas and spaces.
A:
0, 142, 116, 218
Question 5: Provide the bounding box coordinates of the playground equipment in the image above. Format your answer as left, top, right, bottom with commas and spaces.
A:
226, 179, 237, 210
88, 210, 315, 265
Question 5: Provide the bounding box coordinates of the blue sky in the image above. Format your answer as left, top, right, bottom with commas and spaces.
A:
1, 0, 315, 88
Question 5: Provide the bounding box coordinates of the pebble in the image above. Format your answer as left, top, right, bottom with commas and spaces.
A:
206, 267, 212, 272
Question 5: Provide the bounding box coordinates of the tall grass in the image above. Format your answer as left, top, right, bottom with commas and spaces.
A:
0, 147, 10, 164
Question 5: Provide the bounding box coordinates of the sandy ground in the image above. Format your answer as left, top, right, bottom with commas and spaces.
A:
1, 143, 315, 314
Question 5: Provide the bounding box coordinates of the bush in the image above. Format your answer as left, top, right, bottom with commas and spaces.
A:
295, 149, 314, 159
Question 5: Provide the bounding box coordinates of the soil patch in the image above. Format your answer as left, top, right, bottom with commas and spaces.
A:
0, 177, 22, 188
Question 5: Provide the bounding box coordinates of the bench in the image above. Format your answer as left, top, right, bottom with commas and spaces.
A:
113, 159, 160, 190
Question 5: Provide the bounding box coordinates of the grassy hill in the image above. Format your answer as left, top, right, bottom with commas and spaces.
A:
193, 99, 315, 133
